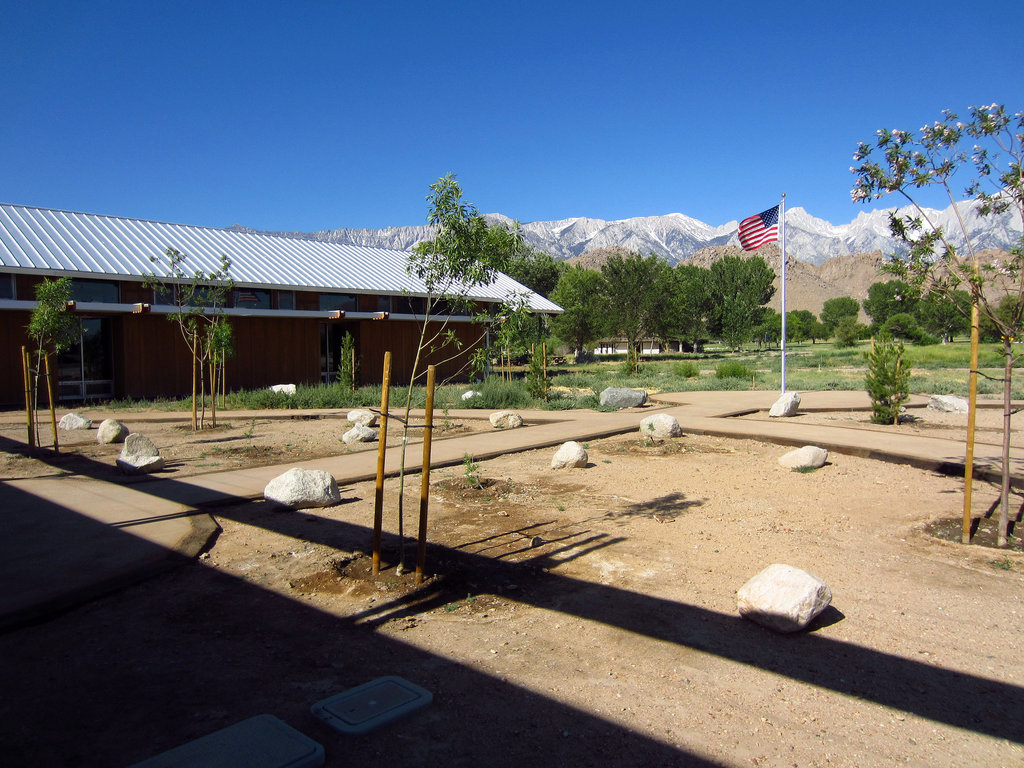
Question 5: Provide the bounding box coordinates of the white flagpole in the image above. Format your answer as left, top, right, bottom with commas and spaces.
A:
780, 193, 787, 394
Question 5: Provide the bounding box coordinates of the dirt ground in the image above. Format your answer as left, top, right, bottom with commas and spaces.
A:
1, 407, 1024, 767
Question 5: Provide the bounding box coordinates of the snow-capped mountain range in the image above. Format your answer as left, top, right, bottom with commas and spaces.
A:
233, 200, 1021, 267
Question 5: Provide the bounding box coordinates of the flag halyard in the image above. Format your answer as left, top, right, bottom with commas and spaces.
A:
738, 205, 780, 251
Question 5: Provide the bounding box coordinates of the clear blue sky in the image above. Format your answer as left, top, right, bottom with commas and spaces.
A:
2, 1, 1021, 233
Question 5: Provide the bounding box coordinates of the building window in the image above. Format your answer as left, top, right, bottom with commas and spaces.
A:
277, 291, 295, 310
71, 279, 120, 303
0, 274, 13, 300
395, 295, 426, 316
365, 294, 391, 313
233, 288, 271, 309
319, 293, 358, 312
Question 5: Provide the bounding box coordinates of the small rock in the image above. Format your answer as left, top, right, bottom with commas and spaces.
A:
347, 409, 378, 427
264, 468, 341, 509
116, 433, 164, 474
737, 563, 832, 633
599, 387, 648, 409
58, 413, 92, 431
489, 411, 524, 429
778, 445, 828, 470
639, 413, 682, 439
928, 394, 968, 414
551, 441, 588, 469
270, 383, 297, 396
96, 418, 130, 444
342, 424, 377, 444
769, 391, 801, 417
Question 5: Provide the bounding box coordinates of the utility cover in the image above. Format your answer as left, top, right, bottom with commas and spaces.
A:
127, 714, 324, 768
311, 676, 432, 735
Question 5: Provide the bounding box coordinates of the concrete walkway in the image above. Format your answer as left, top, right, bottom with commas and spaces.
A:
1, 391, 1019, 629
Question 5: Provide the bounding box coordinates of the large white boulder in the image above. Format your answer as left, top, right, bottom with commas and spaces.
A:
928, 394, 968, 414
264, 468, 341, 509
769, 391, 801, 417
489, 411, 524, 429
347, 409, 378, 427
96, 418, 130, 444
551, 441, 588, 469
599, 387, 648, 409
639, 413, 682, 439
116, 433, 165, 474
737, 564, 832, 633
342, 424, 377, 444
461, 389, 482, 401
778, 445, 828, 470
59, 412, 92, 431
270, 383, 297, 396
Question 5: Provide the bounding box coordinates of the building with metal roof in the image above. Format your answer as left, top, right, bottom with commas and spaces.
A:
0, 203, 560, 405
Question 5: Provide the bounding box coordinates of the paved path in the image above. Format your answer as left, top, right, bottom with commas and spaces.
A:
1, 391, 1019, 629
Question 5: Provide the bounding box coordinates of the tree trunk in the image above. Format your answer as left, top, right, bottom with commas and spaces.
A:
998, 338, 1013, 546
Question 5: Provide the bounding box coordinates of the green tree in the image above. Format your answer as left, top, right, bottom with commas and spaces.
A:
675, 263, 713, 350
549, 266, 606, 360
833, 316, 865, 348
599, 253, 683, 373
862, 280, 918, 330
915, 290, 971, 342
865, 334, 911, 424
504, 248, 566, 298
26, 277, 79, 451
820, 296, 860, 335
851, 103, 1024, 545
787, 309, 817, 344
145, 248, 233, 430
393, 173, 531, 569
706, 255, 776, 349
754, 309, 782, 348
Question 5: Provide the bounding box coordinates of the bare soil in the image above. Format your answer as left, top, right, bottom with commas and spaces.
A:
1, 409, 1024, 767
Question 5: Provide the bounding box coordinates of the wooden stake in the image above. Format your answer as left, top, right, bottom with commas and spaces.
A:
415, 364, 436, 585
191, 330, 198, 431
372, 351, 392, 575
21, 346, 34, 455
351, 347, 357, 391
962, 302, 980, 544
45, 353, 58, 454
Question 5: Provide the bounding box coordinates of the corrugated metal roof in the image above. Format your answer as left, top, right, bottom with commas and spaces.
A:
0, 203, 562, 313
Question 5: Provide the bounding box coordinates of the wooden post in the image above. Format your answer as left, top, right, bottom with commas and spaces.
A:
220, 349, 226, 408
543, 341, 548, 400
415, 365, 436, 585
191, 330, 198, 431
45, 353, 59, 454
372, 352, 392, 575
351, 347, 357, 391
962, 302, 980, 543
21, 346, 34, 455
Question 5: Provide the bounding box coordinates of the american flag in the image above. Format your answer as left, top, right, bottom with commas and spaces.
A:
237, 290, 259, 304
738, 205, 780, 251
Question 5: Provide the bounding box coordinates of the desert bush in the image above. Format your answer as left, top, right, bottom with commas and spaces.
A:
715, 361, 752, 380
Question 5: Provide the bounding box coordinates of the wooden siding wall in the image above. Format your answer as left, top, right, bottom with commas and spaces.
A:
0, 310, 32, 407
358, 319, 482, 385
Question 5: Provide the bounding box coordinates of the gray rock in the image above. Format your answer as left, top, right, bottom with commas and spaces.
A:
639, 413, 682, 439
264, 468, 341, 509
96, 418, 130, 444
737, 563, 832, 633
342, 424, 377, 444
769, 391, 801, 417
778, 445, 828, 470
489, 410, 524, 429
347, 408, 378, 427
270, 383, 296, 396
116, 433, 164, 474
599, 387, 648, 409
58, 413, 92, 430
928, 394, 968, 414
551, 441, 588, 469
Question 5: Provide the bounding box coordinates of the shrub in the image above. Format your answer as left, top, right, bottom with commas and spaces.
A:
673, 361, 700, 378
715, 361, 752, 380
865, 334, 910, 424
